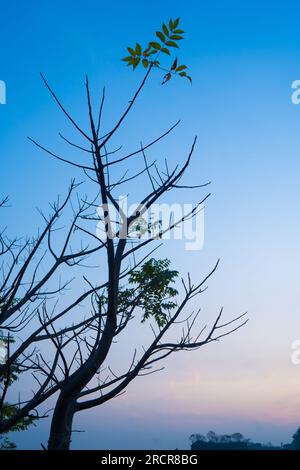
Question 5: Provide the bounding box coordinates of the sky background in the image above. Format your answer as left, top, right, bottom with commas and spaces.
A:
1, 0, 300, 449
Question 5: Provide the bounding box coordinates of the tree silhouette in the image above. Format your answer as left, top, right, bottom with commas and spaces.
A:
291, 427, 300, 449
0, 185, 102, 442
0, 18, 247, 450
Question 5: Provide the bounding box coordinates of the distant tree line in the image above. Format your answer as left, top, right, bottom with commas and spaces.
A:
190, 428, 300, 450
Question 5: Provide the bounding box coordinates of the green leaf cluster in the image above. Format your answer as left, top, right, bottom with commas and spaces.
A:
97, 259, 179, 327
0, 403, 38, 449
0, 304, 35, 449
128, 258, 179, 327
122, 18, 192, 84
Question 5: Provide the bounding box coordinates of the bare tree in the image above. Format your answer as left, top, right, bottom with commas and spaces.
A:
0, 184, 105, 435
0, 18, 247, 450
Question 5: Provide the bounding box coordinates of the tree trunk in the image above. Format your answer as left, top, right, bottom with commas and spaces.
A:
47, 394, 77, 450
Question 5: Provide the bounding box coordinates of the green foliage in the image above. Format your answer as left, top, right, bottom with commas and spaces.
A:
97, 259, 179, 327
0, 301, 36, 449
0, 363, 20, 384
0, 403, 37, 431
122, 18, 192, 84
0, 403, 37, 449
162, 23, 169, 37
128, 259, 179, 327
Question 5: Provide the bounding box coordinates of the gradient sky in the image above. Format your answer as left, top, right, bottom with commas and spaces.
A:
1, 0, 300, 449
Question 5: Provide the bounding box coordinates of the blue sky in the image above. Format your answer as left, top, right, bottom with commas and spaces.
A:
1, 0, 300, 449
